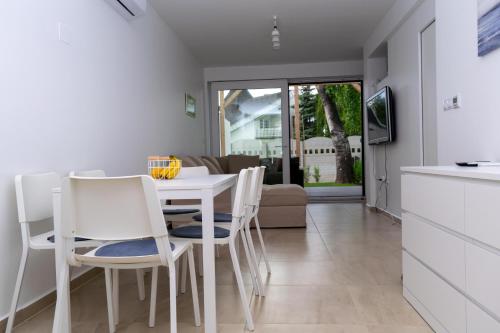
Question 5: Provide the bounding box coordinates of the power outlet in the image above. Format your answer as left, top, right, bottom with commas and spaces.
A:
443, 94, 461, 111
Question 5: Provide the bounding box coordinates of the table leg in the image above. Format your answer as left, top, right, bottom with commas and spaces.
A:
230, 182, 240, 259
52, 191, 71, 333
201, 189, 216, 333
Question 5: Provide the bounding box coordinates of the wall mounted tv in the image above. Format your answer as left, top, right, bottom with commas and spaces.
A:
366, 86, 395, 145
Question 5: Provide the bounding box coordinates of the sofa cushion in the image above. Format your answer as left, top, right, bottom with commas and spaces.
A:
201, 157, 223, 175
228, 155, 260, 174
217, 156, 229, 173
178, 156, 202, 167
260, 184, 307, 207
202, 156, 224, 174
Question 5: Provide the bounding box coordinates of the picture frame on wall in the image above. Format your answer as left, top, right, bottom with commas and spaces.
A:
478, 0, 500, 56
185, 93, 196, 118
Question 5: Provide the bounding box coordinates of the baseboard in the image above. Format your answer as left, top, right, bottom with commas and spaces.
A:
0, 267, 103, 331
366, 204, 402, 223
308, 196, 365, 203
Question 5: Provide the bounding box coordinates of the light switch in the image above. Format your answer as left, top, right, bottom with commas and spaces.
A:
58, 22, 72, 44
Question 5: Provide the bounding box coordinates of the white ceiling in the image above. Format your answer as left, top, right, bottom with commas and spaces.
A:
151, 0, 396, 67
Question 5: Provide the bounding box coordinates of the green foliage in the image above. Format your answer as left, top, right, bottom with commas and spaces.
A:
313, 166, 321, 183
315, 97, 330, 138
298, 86, 318, 140
304, 165, 311, 183
315, 84, 362, 137
352, 159, 363, 185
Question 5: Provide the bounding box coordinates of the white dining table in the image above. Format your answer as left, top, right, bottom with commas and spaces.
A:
51, 174, 238, 333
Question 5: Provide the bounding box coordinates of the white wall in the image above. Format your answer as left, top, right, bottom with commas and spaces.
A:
436, 0, 500, 164
363, 0, 434, 217
204, 60, 363, 82
0, 0, 204, 319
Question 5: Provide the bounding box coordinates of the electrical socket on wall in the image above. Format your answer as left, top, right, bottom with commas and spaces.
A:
443, 94, 461, 111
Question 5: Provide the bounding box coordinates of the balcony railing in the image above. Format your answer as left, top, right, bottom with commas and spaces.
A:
255, 127, 282, 139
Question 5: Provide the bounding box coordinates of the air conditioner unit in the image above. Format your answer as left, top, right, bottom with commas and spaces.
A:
105, 0, 147, 20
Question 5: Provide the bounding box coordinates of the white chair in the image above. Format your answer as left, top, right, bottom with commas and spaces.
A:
235, 166, 273, 298
69, 169, 147, 323
56, 175, 200, 333
166, 169, 256, 330
6, 172, 100, 333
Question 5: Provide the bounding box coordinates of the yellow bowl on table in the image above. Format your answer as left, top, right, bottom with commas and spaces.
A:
148, 156, 182, 180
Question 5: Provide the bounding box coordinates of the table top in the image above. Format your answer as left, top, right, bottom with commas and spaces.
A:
155, 174, 237, 190
401, 165, 500, 182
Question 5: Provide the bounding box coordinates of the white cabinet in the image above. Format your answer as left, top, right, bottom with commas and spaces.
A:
402, 213, 465, 289
401, 166, 500, 332
465, 181, 500, 250
403, 253, 466, 333
401, 174, 464, 232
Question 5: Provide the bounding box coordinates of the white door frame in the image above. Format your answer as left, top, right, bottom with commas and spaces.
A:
209, 80, 290, 184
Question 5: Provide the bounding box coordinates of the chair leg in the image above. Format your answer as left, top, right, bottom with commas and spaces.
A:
53, 261, 70, 333
104, 268, 116, 333
149, 267, 158, 328
175, 260, 180, 296
180, 253, 188, 294
112, 269, 119, 325
136, 269, 145, 301
168, 264, 177, 333
254, 215, 271, 273
240, 229, 259, 296
5, 246, 29, 333
187, 248, 201, 326
216, 244, 221, 258
197, 245, 203, 277
229, 240, 255, 331
245, 225, 265, 296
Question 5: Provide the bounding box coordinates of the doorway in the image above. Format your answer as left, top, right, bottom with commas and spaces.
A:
289, 82, 364, 197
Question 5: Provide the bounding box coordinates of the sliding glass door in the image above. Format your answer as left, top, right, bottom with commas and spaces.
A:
210, 80, 290, 184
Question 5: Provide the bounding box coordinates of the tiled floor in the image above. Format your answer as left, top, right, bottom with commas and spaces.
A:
14, 203, 432, 332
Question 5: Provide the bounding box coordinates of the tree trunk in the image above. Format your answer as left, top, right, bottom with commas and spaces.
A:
316, 85, 354, 183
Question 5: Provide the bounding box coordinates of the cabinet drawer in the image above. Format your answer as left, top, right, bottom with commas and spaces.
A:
465, 181, 500, 250
402, 213, 465, 289
403, 252, 466, 333
467, 301, 500, 333
402, 174, 464, 232
466, 243, 500, 318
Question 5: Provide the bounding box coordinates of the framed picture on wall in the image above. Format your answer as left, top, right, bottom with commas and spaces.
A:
478, 0, 500, 56
185, 93, 196, 118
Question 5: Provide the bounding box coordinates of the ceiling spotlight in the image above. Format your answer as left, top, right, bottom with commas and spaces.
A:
271, 15, 280, 50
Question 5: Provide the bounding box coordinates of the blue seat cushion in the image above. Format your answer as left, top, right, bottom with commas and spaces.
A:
47, 235, 90, 243
163, 208, 200, 215
193, 212, 232, 223
170, 225, 230, 239
95, 238, 175, 257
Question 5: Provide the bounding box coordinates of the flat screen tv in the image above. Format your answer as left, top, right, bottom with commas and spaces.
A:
366, 86, 395, 145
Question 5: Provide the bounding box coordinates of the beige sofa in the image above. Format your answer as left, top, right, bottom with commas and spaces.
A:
178, 155, 307, 228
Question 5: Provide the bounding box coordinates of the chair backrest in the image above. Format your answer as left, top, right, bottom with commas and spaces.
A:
246, 167, 260, 207
256, 166, 266, 202
246, 166, 266, 207
61, 175, 172, 265
178, 166, 209, 178
227, 169, 251, 238
15, 172, 60, 223
69, 170, 106, 177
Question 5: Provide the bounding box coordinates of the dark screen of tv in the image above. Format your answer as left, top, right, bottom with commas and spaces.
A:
366, 86, 395, 145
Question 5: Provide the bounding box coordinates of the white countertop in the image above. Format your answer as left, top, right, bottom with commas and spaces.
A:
401, 165, 500, 181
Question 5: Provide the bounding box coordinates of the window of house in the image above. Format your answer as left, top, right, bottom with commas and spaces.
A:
332, 149, 335, 153
259, 119, 270, 128
315, 149, 318, 154
320, 149, 324, 154
326, 149, 330, 154
351, 148, 355, 153
304, 150, 308, 154
357, 148, 361, 153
